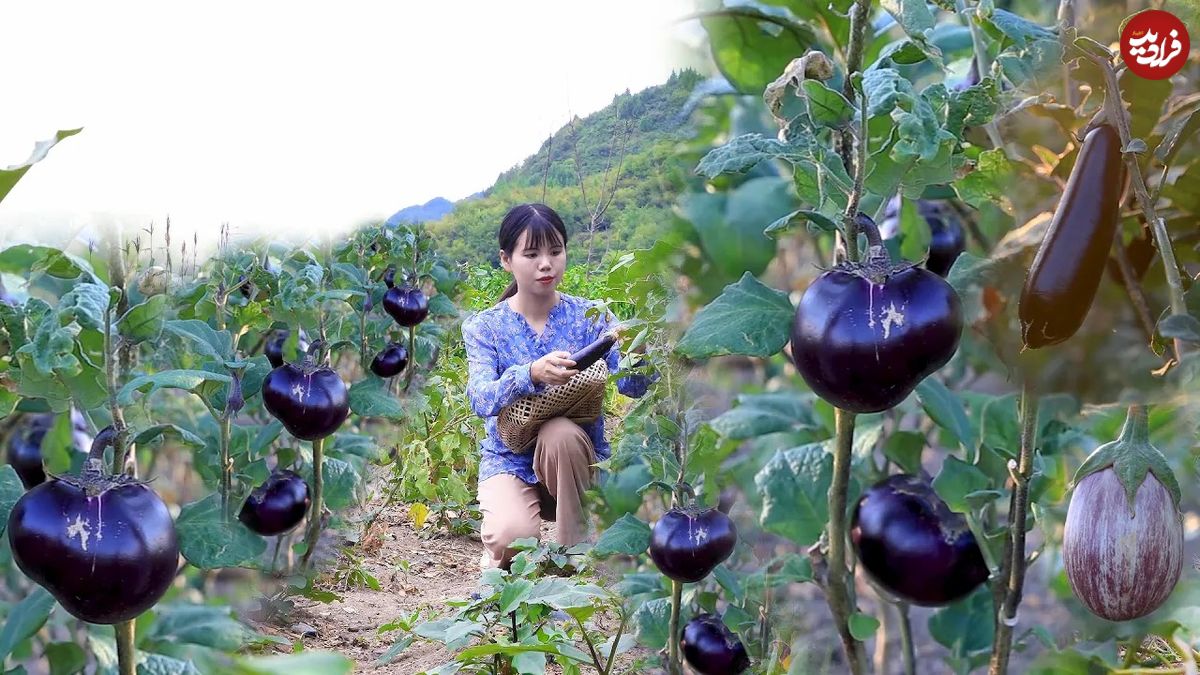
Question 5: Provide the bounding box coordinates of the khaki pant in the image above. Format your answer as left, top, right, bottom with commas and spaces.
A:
478, 416, 596, 570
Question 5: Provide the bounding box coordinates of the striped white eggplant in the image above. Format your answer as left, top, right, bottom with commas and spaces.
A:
1063, 406, 1183, 622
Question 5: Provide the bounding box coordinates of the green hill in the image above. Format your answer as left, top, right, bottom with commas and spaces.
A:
426, 69, 702, 266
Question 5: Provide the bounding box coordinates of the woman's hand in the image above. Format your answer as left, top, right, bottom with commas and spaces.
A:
531, 351, 578, 386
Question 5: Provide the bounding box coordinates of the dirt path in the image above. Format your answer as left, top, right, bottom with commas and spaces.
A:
295, 504, 483, 673
241, 463, 483, 673
245, 461, 609, 674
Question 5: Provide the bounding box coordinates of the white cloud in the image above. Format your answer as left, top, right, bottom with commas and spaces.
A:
0, 0, 688, 251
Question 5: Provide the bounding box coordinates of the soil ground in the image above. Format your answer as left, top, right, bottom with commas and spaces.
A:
244, 464, 642, 674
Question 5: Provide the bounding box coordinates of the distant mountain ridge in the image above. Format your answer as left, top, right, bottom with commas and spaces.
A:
386, 197, 454, 226
387, 190, 491, 226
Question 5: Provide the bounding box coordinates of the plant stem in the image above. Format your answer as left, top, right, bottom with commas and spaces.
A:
1111, 234, 1158, 345
270, 535, 283, 574
961, 0, 990, 83
1083, 51, 1190, 361
898, 602, 916, 675
407, 241, 421, 393
873, 598, 891, 672
1123, 634, 1145, 668
674, 412, 690, 508
103, 296, 126, 474
988, 382, 1039, 675
1058, 0, 1077, 108
116, 620, 136, 675
965, 510, 1000, 573
667, 579, 684, 675
845, 76, 869, 229
301, 436, 326, 569
405, 324, 416, 391
603, 610, 629, 675
945, 200, 992, 251
838, 0, 870, 262
829, 408, 868, 675
760, 564, 773, 663
104, 235, 131, 473
359, 299, 369, 371
957, 0, 1009, 154
842, 0, 870, 104
1171, 635, 1197, 675
111, 229, 137, 380
219, 415, 232, 518
1149, 215, 1188, 360
215, 290, 227, 333
574, 616, 605, 672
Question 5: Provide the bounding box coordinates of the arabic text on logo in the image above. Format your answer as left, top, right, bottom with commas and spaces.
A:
1121, 10, 1190, 80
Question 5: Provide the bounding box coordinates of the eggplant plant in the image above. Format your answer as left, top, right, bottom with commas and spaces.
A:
657, 2, 1200, 674
0, 213, 457, 672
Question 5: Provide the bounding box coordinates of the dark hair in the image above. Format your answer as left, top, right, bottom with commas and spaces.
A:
496, 203, 569, 302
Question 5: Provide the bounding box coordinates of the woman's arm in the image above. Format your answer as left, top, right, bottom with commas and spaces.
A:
463, 316, 539, 417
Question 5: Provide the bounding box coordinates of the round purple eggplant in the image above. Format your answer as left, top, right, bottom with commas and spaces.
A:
7, 418, 51, 489
239, 470, 311, 536
648, 507, 737, 583
790, 215, 962, 413
263, 328, 309, 369
262, 356, 350, 441
7, 427, 179, 624
851, 474, 990, 607
681, 614, 750, 675
620, 355, 659, 398
370, 343, 409, 378
382, 269, 429, 327
7, 412, 92, 489
880, 199, 966, 278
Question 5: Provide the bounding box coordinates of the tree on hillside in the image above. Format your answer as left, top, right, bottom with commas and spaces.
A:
569, 114, 633, 266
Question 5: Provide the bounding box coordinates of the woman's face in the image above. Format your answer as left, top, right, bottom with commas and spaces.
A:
500, 228, 565, 299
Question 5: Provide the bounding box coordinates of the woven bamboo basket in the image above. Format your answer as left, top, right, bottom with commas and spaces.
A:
497, 359, 608, 453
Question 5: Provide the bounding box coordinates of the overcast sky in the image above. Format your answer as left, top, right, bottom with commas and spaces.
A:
0, 1, 689, 250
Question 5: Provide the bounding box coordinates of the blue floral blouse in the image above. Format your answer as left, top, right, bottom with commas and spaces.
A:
462, 292, 646, 485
